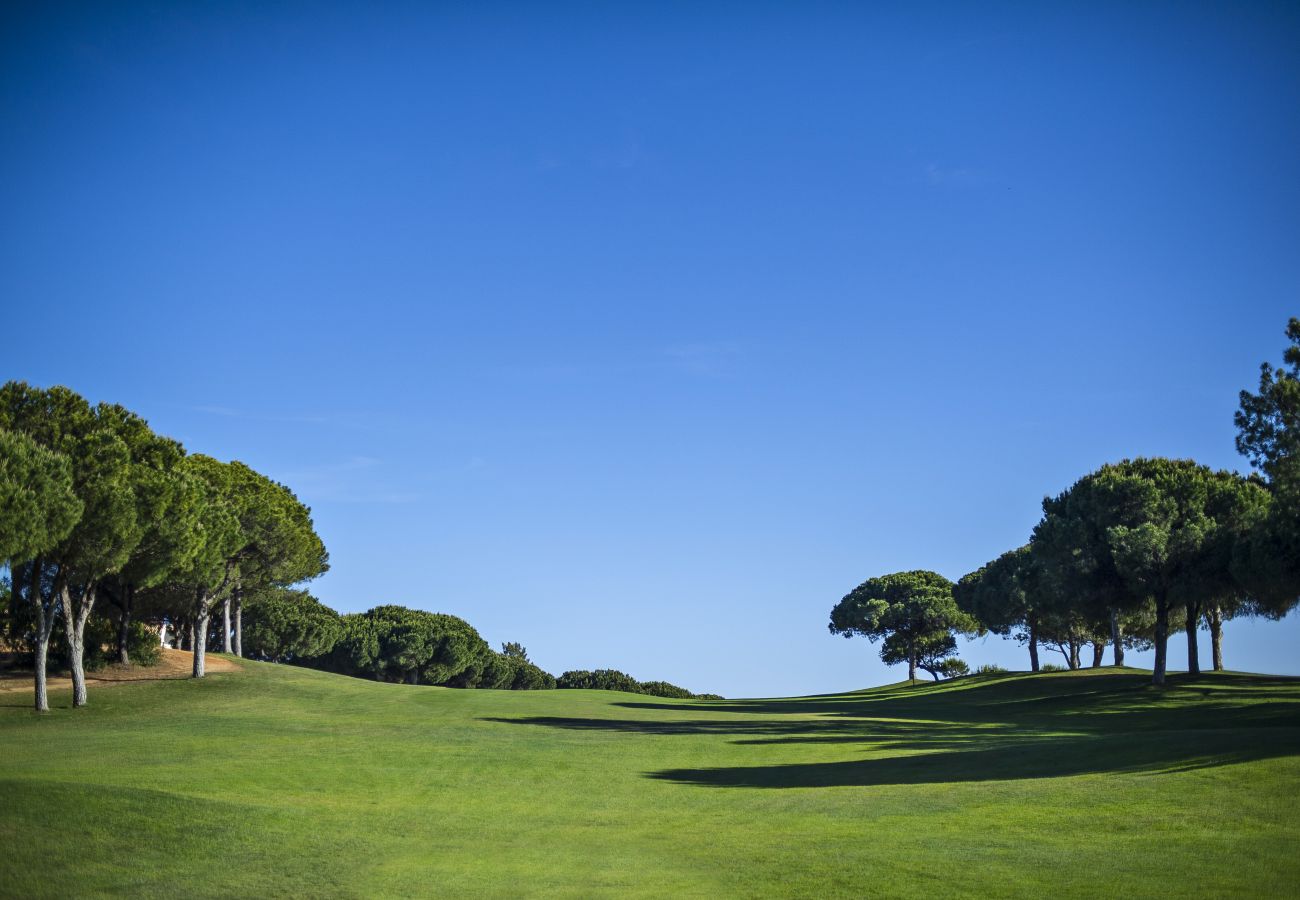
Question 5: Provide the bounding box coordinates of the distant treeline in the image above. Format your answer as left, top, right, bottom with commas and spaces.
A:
237, 591, 721, 698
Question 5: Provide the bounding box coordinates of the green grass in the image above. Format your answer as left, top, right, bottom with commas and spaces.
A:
2, 661, 1298, 898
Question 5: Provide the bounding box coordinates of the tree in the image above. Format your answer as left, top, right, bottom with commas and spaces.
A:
0, 428, 82, 566
1236, 317, 1300, 487
241, 587, 342, 662
556, 669, 644, 692
828, 570, 975, 682
1235, 317, 1300, 617
0, 384, 151, 710
500, 641, 529, 662
0, 428, 82, 707
956, 545, 1045, 672
167, 455, 243, 679
305, 605, 489, 686
1036, 458, 1264, 685
90, 404, 191, 666
218, 463, 328, 657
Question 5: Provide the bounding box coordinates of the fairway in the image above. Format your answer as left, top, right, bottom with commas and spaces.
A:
2, 662, 1298, 898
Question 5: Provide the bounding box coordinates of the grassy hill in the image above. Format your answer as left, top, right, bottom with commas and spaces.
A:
2, 660, 1298, 898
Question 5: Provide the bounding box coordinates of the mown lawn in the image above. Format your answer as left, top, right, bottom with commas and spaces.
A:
2, 660, 1298, 897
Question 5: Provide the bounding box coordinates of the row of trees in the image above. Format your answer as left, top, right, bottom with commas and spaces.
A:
0, 382, 328, 711
0, 387, 717, 701
831, 318, 1300, 686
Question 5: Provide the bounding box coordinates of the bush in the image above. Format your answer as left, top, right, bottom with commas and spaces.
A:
119, 620, 162, 667
1040, 663, 1066, 672
509, 660, 557, 690
638, 680, 693, 699
556, 669, 718, 698
974, 663, 1007, 675
935, 659, 969, 679
557, 669, 643, 693
243, 588, 343, 663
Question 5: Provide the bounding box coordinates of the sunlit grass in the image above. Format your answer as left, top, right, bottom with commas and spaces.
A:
2, 659, 1297, 897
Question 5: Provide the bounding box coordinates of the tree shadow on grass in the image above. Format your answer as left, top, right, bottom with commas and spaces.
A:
648, 729, 1300, 788
483, 671, 1300, 788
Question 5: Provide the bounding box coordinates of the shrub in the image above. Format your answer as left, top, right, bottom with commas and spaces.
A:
242, 588, 343, 663
119, 620, 162, 667
1040, 663, 1066, 672
638, 680, 693, 699
509, 660, 557, 690
936, 659, 969, 679
557, 669, 643, 693
974, 663, 1007, 675
694, 693, 725, 701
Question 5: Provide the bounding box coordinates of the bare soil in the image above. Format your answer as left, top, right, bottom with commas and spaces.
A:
0, 647, 240, 694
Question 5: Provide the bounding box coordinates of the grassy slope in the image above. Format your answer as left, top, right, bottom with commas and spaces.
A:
2, 661, 1298, 898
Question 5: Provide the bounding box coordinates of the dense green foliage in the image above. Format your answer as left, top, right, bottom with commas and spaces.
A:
1235, 318, 1300, 613
1, 662, 1296, 896
557, 669, 719, 698
241, 587, 343, 662
829, 570, 975, 681
0, 427, 82, 565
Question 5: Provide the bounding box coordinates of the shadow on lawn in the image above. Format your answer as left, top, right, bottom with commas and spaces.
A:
483, 671, 1300, 788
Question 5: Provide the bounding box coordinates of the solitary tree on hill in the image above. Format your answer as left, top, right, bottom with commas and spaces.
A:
829, 570, 975, 682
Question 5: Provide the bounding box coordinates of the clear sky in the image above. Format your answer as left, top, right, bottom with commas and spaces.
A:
3, 2, 1297, 697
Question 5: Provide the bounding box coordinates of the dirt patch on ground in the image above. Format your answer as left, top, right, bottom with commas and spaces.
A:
0, 647, 240, 694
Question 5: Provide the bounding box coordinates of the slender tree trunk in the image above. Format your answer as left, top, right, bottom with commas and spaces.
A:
31, 561, 57, 713
1110, 609, 1125, 667
220, 595, 232, 653
1185, 601, 1201, 677
25, 559, 57, 713
159, 620, 168, 647
33, 632, 50, 713
1091, 641, 1104, 668
233, 588, 243, 658
908, 647, 917, 683
1028, 619, 1040, 672
1206, 605, 1224, 671
1068, 639, 1080, 671
62, 582, 97, 708
115, 583, 134, 665
1153, 593, 1169, 686
192, 590, 209, 678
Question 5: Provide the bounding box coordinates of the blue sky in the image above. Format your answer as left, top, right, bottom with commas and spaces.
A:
3, 1, 1297, 696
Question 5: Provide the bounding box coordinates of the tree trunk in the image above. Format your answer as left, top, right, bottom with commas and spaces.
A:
1110, 609, 1125, 667
1028, 619, 1040, 672
26, 559, 57, 713
32, 560, 57, 713
1091, 641, 1104, 668
1153, 593, 1169, 686
908, 647, 917, 683
220, 595, 232, 653
61, 582, 95, 708
1068, 639, 1080, 671
233, 589, 243, 658
159, 620, 168, 647
192, 590, 209, 678
1206, 605, 1224, 671
33, 632, 50, 713
115, 583, 135, 665
1185, 601, 1201, 676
